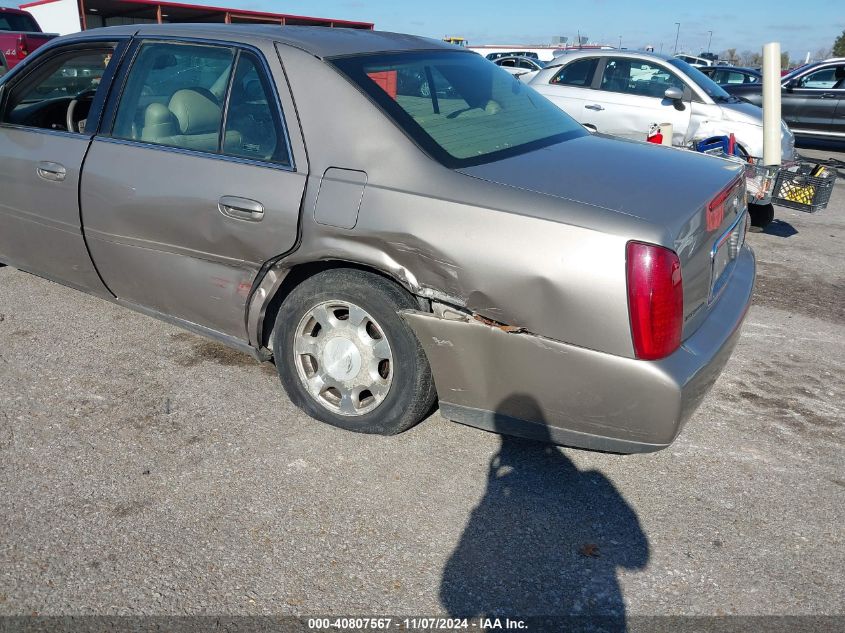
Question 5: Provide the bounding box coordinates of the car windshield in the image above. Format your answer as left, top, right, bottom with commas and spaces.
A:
0, 12, 38, 31
667, 58, 737, 102
331, 50, 586, 168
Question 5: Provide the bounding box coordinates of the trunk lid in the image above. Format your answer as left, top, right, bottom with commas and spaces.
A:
457, 133, 748, 340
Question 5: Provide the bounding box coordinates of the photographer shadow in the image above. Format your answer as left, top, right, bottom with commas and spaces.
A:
439, 394, 650, 630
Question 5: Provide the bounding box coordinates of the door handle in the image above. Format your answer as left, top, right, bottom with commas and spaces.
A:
36, 161, 66, 182
585, 104, 605, 111
218, 196, 265, 222
820, 92, 837, 99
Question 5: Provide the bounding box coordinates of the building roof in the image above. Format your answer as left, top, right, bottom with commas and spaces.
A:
67, 23, 457, 58
18, 0, 374, 30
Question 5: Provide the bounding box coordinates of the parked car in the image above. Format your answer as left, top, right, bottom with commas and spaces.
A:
526, 50, 795, 226
0, 7, 57, 77
723, 59, 845, 141
699, 65, 762, 86
493, 55, 545, 76
0, 25, 755, 453
674, 53, 715, 67
486, 51, 539, 61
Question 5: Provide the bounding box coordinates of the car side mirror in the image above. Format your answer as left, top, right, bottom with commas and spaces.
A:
664, 87, 684, 102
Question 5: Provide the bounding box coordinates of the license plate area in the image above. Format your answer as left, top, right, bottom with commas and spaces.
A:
709, 211, 747, 303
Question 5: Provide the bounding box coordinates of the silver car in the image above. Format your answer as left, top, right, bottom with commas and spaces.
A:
526, 50, 794, 163
0, 25, 755, 453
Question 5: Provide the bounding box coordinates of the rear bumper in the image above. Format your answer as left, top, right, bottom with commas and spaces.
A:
402, 245, 755, 453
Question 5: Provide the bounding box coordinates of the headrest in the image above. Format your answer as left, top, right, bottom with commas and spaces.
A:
144, 102, 175, 127
168, 89, 221, 135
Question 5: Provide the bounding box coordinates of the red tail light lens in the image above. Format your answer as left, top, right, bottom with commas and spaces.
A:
626, 241, 684, 360
16, 35, 29, 58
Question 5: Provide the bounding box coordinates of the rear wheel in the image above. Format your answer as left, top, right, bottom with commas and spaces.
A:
749, 202, 774, 230
273, 269, 437, 435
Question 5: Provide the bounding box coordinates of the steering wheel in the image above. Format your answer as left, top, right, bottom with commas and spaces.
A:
66, 89, 98, 133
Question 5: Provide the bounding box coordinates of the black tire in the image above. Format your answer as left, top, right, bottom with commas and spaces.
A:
749, 202, 774, 229
273, 268, 437, 435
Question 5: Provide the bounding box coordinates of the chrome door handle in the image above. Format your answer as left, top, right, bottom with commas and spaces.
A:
820, 93, 836, 99
585, 104, 604, 111
218, 196, 265, 222
36, 161, 66, 182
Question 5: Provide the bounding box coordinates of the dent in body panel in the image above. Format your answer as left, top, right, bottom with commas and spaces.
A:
401, 309, 684, 447
275, 180, 636, 358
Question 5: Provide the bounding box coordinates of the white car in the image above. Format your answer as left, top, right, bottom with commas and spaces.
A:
526, 50, 794, 164
493, 55, 546, 76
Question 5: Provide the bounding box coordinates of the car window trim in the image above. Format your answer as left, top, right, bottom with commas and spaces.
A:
99, 35, 296, 172
0, 38, 129, 137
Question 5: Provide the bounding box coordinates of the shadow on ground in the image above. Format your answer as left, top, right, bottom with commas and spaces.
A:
763, 219, 798, 238
440, 395, 649, 631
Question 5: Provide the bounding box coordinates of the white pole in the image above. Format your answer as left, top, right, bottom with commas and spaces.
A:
762, 42, 782, 166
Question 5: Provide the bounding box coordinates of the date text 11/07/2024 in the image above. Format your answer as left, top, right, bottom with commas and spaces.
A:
307, 618, 528, 630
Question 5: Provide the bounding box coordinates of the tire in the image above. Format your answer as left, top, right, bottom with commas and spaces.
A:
749, 202, 774, 230
273, 268, 437, 435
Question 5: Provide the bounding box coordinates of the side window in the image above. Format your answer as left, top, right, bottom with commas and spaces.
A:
517, 58, 536, 70
798, 67, 839, 89
222, 52, 290, 166
499, 59, 516, 68
0, 47, 114, 131
600, 58, 684, 97
112, 42, 235, 152
550, 58, 598, 87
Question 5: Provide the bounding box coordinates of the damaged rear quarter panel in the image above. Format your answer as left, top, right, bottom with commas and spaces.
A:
274, 43, 670, 358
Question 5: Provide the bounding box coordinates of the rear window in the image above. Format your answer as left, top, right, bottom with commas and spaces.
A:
0, 12, 39, 32
331, 51, 586, 168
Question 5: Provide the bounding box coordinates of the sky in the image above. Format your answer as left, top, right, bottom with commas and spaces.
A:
3, 0, 843, 61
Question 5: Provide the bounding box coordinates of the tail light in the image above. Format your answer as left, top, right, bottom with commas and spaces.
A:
626, 241, 684, 360
16, 34, 29, 59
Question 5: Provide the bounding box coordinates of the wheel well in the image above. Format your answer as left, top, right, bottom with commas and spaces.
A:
259, 260, 429, 350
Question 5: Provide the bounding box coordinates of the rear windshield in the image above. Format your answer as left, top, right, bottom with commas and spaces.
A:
331, 51, 586, 168
0, 12, 39, 32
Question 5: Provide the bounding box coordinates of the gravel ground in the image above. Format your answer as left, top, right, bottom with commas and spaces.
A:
1, 149, 843, 622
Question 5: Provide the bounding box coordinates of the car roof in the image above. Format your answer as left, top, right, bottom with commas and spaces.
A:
62, 24, 457, 59
545, 48, 677, 70
0, 6, 31, 14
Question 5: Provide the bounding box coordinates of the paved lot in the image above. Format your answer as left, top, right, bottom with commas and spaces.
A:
1, 148, 843, 620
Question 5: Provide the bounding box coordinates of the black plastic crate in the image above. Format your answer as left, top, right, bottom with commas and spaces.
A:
772, 164, 837, 213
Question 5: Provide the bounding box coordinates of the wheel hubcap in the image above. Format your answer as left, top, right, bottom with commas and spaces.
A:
293, 301, 393, 416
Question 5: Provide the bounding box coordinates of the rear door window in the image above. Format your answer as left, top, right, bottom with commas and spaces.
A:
600, 58, 685, 97
222, 51, 290, 166
112, 42, 235, 152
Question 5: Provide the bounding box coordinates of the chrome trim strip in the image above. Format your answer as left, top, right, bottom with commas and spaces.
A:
0, 123, 89, 141
790, 128, 845, 138
708, 210, 747, 305
94, 135, 297, 173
